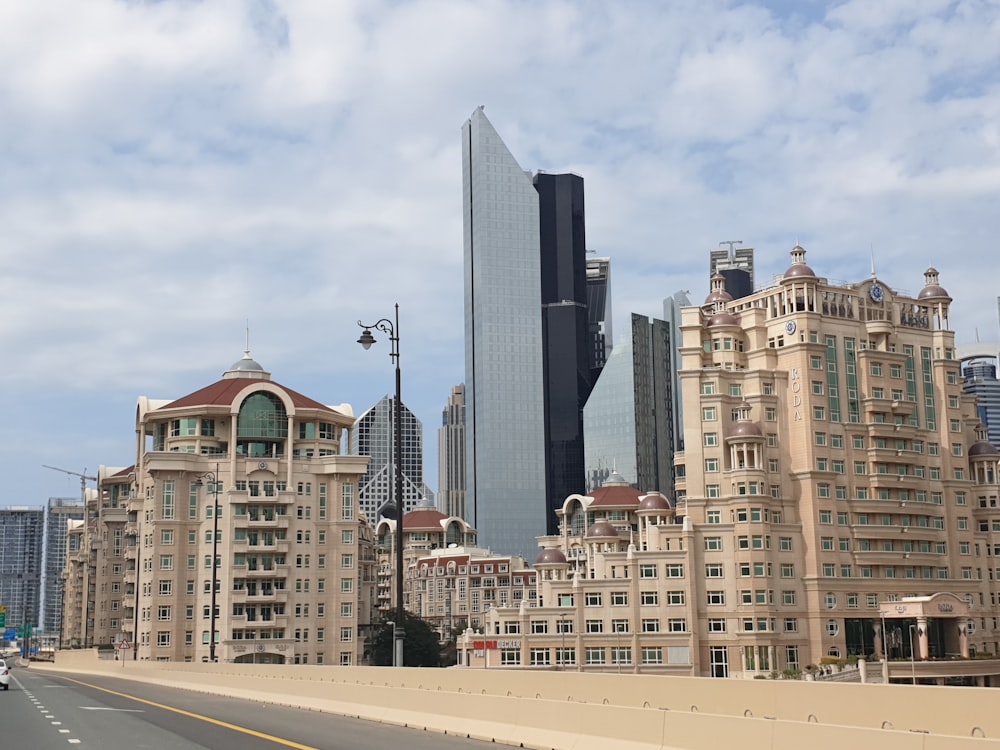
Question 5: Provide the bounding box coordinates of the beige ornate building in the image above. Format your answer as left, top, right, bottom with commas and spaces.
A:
396, 502, 532, 638
63, 352, 376, 665
460, 247, 1000, 682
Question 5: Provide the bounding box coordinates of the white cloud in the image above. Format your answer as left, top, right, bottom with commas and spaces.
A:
3, 0, 999, 502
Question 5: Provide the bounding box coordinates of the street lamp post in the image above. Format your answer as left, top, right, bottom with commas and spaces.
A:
358, 304, 405, 668
196, 464, 221, 662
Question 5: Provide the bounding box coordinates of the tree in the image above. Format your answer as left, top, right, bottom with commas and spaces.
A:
371, 612, 442, 667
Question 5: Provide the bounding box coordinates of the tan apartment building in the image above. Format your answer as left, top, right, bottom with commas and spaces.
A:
64, 351, 377, 665
407, 517, 534, 638
460, 246, 1000, 682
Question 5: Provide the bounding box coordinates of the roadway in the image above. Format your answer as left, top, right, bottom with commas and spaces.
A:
1, 664, 497, 750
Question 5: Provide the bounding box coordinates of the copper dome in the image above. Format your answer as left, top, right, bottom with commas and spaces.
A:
586, 521, 621, 539
969, 441, 1000, 457
535, 548, 568, 565
638, 492, 673, 512
708, 311, 739, 327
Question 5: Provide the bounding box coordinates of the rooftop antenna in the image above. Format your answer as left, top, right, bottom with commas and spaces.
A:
870, 245, 877, 279
245, 319, 251, 356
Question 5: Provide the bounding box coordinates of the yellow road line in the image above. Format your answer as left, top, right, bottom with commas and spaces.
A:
59, 676, 318, 750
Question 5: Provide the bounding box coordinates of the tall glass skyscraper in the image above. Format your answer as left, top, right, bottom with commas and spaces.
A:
461, 107, 551, 557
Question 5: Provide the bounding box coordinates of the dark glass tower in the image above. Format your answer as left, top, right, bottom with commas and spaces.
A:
535, 172, 596, 533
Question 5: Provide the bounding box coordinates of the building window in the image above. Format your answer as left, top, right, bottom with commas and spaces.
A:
585, 648, 606, 666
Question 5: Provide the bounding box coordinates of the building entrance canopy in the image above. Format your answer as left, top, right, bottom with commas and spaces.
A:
878, 592, 970, 620
876, 592, 971, 660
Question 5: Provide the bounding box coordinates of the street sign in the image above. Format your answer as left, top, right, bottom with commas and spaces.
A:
0, 605, 6, 629
3, 628, 14, 641
118, 640, 130, 650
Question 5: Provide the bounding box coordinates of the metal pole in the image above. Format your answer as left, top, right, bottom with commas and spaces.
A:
393, 304, 405, 669
358, 304, 405, 668
909, 623, 916, 685
210, 462, 220, 662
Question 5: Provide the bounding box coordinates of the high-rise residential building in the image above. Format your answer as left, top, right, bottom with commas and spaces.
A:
462, 107, 606, 557
352, 395, 425, 523
63, 351, 376, 665
41, 497, 84, 634
709, 242, 754, 299
584, 313, 675, 496
0, 507, 44, 636
438, 385, 467, 521
467, 247, 1000, 683
962, 356, 1000, 447
63, 470, 130, 648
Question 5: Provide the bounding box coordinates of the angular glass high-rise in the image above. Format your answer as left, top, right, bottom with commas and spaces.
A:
352, 395, 425, 524
584, 313, 675, 496
462, 107, 548, 558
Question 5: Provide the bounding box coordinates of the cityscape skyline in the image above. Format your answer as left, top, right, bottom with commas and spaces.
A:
5, 2, 1000, 507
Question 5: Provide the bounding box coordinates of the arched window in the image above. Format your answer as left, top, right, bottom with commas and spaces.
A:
569, 502, 586, 536
237, 392, 287, 457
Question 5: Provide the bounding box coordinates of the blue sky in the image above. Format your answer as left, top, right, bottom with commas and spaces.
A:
2, 0, 999, 505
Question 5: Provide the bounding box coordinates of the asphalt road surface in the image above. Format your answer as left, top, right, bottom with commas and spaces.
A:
1, 664, 500, 750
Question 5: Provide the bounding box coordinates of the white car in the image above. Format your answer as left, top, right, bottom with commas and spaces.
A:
0, 659, 9, 690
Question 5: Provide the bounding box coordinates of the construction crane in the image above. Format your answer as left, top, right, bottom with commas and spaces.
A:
42, 465, 97, 506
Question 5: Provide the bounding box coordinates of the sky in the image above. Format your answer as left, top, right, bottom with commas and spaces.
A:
3, 0, 999, 507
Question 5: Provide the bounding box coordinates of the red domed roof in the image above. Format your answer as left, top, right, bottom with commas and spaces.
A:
402, 508, 449, 530
535, 548, 568, 565
590, 483, 642, 508
589, 470, 641, 508
638, 492, 673, 512
586, 521, 620, 539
